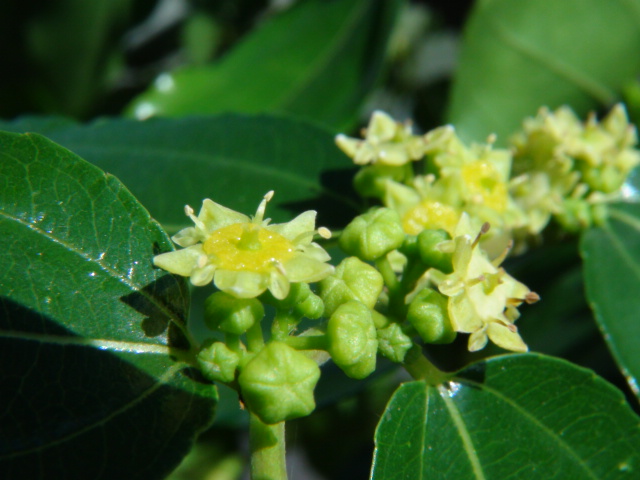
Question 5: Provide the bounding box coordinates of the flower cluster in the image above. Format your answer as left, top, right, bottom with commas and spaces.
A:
149, 104, 639, 427
511, 104, 640, 232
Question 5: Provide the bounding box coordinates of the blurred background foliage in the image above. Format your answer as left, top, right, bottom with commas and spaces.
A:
3, 0, 640, 478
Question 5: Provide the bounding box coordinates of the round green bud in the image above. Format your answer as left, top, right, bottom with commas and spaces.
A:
204, 291, 265, 335
407, 288, 456, 344
261, 282, 324, 319
238, 342, 320, 425
354, 164, 406, 198
327, 300, 378, 379
556, 198, 592, 232
376, 322, 413, 363
417, 229, 453, 273
197, 341, 240, 383
339, 207, 406, 261
319, 257, 384, 317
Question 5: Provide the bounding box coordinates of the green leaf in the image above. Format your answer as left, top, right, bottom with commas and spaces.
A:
0, 132, 216, 479
0, 114, 360, 231
126, 0, 401, 131
372, 354, 640, 480
24, 0, 131, 117
447, 0, 640, 143
582, 202, 640, 399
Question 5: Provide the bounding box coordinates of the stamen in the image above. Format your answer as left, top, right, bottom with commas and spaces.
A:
472, 222, 491, 249
185, 204, 206, 231
254, 191, 274, 223
525, 292, 540, 304
318, 227, 332, 239
491, 240, 513, 267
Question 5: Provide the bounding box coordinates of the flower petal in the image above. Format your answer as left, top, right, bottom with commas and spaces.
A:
448, 293, 483, 333
268, 269, 291, 300
487, 321, 528, 352
199, 199, 249, 231
214, 269, 268, 298
191, 264, 216, 286
269, 210, 317, 244
284, 254, 334, 283
172, 226, 201, 247
468, 328, 488, 352
153, 245, 203, 276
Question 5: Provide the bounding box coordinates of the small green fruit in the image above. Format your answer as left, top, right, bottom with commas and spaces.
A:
407, 288, 456, 344
238, 342, 320, 424
327, 300, 378, 379
204, 291, 264, 335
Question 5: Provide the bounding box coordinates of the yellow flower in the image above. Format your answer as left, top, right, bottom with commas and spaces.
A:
153, 192, 334, 299
335, 110, 425, 166
431, 215, 539, 352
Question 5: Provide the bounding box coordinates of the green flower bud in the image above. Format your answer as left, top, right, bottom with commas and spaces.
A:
354, 165, 407, 198
197, 341, 240, 383
417, 229, 453, 273
204, 291, 265, 335
238, 341, 320, 424
377, 322, 412, 363
339, 207, 406, 261
266, 282, 324, 319
327, 300, 378, 379
319, 257, 384, 317
556, 198, 592, 232
407, 288, 456, 344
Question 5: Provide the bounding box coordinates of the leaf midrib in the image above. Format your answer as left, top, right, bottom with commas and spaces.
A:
457, 377, 601, 479
0, 362, 187, 459
0, 208, 192, 345
62, 144, 361, 211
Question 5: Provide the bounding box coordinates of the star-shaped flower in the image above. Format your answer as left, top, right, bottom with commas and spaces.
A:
153, 192, 334, 299
431, 215, 539, 352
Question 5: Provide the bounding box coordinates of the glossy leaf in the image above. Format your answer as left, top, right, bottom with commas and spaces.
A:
126, 0, 400, 131
0, 114, 360, 231
447, 0, 640, 143
0, 132, 217, 479
372, 354, 640, 480
582, 202, 640, 398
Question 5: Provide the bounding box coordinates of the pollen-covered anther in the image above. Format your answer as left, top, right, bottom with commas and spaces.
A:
472, 222, 491, 248
525, 291, 541, 304
318, 227, 332, 239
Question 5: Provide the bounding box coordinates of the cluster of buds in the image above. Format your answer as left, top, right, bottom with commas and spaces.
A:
511, 104, 640, 232
151, 104, 638, 426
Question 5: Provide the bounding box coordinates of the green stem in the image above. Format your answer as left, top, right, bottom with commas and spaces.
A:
284, 334, 329, 351
246, 322, 265, 352
376, 255, 400, 294
403, 344, 450, 385
271, 312, 296, 342
249, 414, 287, 480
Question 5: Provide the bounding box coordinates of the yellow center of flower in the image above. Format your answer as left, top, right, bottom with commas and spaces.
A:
461, 161, 508, 212
402, 201, 459, 235
203, 223, 295, 273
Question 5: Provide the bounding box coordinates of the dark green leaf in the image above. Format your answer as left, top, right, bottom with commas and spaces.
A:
0, 132, 216, 479
24, 0, 131, 116
372, 354, 640, 480
0, 114, 361, 231
582, 202, 640, 399
447, 0, 640, 143
126, 0, 401, 131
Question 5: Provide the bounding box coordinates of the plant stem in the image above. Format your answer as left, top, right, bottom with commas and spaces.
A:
249, 414, 287, 480
403, 344, 450, 385
376, 255, 400, 293
246, 322, 265, 352
284, 334, 328, 351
